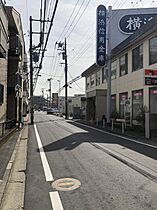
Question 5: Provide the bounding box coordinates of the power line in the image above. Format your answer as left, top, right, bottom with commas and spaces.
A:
59, 0, 85, 41
66, 0, 92, 39
57, 0, 80, 42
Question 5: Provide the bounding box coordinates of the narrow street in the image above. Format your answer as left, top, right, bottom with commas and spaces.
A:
24, 112, 157, 210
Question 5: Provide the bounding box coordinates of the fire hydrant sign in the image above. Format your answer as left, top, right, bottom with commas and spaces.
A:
96, 5, 106, 67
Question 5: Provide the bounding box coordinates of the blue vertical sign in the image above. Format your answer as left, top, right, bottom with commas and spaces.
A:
96, 5, 106, 66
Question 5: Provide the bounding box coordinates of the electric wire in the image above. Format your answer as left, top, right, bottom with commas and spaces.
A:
34, 0, 59, 90
59, 0, 85, 41
57, 0, 80, 42
66, 0, 92, 39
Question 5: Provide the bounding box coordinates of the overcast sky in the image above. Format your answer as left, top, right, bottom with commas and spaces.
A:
6, 0, 157, 96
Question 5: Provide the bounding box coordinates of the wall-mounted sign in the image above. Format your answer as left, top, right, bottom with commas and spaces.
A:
119, 14, 157, 34
145, 69, 157, 76
145, 77, 157, 85
96, 5, 106, 67
145, 69, 157, 85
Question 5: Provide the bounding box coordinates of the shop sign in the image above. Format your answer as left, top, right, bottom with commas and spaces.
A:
119, 14, 157, 34
145, 77, 157, 85
96, 5, 106, 66
145, 69, 157, 76
145, 69, 157, 85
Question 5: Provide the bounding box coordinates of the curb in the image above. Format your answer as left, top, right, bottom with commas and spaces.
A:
0, 125, 28, 210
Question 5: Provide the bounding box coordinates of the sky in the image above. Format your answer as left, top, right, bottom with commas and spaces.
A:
5, 0, 157, 97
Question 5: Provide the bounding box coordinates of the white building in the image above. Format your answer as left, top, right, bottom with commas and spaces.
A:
82, 16, 157, 138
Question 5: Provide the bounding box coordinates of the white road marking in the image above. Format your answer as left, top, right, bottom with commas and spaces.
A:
49, 192, 64, 210
34, 124, 64, 209
34, 124, 54, 182
74, 121, 157, 149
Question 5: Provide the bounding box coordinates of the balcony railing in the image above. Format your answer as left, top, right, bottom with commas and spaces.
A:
8, 35, 22, 57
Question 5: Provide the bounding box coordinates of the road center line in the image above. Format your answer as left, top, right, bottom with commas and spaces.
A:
49, 192, 64, 210
34, 124, 54, 182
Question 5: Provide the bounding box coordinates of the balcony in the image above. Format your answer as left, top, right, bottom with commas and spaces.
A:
8, 35, 22, 57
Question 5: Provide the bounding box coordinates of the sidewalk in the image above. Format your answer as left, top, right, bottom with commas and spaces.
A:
0, 125, 28, 210
75, 119, 157, 146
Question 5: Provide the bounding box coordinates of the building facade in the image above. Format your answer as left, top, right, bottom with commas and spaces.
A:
6, 6, 26, 122
0, 1, 8, 123
82, 17, 157, 137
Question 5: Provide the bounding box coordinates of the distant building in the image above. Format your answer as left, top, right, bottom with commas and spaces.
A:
32, 96, 48, 110
68, 94, 86, 119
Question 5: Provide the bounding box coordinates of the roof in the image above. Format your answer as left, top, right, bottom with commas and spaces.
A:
82, 63, 100, 77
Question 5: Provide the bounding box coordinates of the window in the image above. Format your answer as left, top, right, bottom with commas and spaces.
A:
96, 70, 101, 86
149, 36, 157, 65
0, 84, 4, 105
86, 77, 90, 90
111, 61, 117, 79
111, 95, 116, 115
132, 89, 143, 119
119, 54, 128, 76
102, 67, 104, 83
119, 92, 128, 118
90, 74, 95, 87
150, 87, 157, 114
132, 44, 143, 71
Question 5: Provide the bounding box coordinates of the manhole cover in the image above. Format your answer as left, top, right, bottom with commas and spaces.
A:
52, 178, 81, 191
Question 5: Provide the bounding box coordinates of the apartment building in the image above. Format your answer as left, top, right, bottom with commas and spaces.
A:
82, 17, 157, 137
6, 6, 26, 122
0, 1, 8, 123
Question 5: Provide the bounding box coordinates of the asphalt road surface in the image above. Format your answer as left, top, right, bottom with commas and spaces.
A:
24, 111, 157, 210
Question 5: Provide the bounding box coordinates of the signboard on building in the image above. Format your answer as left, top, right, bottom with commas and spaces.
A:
119, 14, 156, 34
96, 5, 106, 66
144, 69, 157, 85
109, 8, 157, 49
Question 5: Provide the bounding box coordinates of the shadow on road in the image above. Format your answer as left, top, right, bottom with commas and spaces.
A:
37, 120, 157, 161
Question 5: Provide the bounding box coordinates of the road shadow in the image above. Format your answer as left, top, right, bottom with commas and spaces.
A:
38, 120, 157, 161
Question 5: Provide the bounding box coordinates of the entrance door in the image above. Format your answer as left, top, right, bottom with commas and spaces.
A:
149, 87, 157, 138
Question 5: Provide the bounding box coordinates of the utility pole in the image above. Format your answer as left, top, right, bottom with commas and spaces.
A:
64, 38, 68, 119
29, 16, 34, 124
47, 78, 52, 108
56, 38, 68, 119
106, 6, 112, 123
42, 88, 44, 109
57, 80, 61, 112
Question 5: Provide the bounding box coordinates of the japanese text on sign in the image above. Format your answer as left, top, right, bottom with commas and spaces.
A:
96, 5, 106, 66
119, 14, 156, 34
